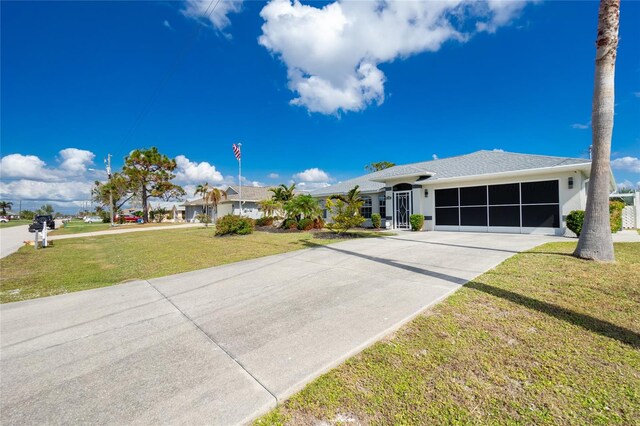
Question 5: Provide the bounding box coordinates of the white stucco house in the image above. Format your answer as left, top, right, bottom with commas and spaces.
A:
183, 185, 272, 222
312, 150, 615, 236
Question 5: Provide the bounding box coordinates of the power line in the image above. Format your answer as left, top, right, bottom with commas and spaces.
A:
121, 0, 223, 146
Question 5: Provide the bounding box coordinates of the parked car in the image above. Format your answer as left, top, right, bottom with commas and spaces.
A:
115, 214, 142, 223
28, 215, 56, 232
84, 216, 103, 223
0, 216, 8, 223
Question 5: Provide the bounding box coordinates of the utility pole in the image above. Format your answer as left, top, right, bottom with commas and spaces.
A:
105, 154, 114, 227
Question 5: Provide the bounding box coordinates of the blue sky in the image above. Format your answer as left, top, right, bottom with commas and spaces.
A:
1, 0, 639, 211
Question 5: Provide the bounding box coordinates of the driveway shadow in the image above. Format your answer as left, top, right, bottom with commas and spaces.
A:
466, 281, 640, 349
302, 240, 468, 285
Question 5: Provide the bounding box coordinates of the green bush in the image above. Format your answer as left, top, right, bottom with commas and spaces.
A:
566, 210, 585, 236
371, 213, 381, 229
215, 215, 255, 236
409, 214, 424, 231
255, 216, 274, 227
609, 200, 625, 233
283, 218, 299, 230
298, 218, 314, 231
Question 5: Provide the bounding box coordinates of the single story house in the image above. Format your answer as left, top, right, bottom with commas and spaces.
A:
183, 185, 272, 222
311, 150, 615, 236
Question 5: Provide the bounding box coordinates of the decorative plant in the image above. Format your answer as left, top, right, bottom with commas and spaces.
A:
371, 213, 382, 229
409, 214, 424, 231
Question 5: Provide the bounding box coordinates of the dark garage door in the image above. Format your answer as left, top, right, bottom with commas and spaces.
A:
435, 180, 560, 229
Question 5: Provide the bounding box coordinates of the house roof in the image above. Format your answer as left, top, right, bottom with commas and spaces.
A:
311, 150, 592, 197
183, 185, 273, 206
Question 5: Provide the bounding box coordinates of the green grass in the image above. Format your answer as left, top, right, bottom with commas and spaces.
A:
49, 220, 183, 235
0, 219, 31, 229
0, 229, 352, 303
256, 242, 640, 425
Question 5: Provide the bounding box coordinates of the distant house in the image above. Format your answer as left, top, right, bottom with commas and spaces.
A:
312, 150, 615, 236
183, 185, 273, 222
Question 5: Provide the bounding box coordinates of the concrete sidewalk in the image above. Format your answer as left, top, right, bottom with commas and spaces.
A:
1, 232, 559, 425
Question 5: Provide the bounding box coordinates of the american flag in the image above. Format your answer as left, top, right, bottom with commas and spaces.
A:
232, 143, 241, 161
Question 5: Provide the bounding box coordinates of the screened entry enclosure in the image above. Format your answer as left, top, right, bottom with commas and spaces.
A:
434, 180, 560, 231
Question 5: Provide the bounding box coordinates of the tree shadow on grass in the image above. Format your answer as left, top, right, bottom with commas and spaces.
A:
466, 281, 640, 349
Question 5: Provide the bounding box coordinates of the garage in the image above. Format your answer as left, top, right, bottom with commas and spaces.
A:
434, 179, 560, 233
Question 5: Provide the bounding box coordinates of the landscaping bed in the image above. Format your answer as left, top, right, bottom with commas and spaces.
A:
256, 242, 640, 425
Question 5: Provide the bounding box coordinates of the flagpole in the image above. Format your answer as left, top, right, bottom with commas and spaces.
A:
238, 143, 242, 217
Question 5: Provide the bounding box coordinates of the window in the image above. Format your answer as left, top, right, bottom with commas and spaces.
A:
360, 196, 372, 219
378, 195, 386, 218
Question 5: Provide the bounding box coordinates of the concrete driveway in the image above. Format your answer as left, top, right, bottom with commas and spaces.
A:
0, 231, 558, 425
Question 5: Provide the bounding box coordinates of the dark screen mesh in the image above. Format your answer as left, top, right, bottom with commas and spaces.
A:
460, 207, 488, 226
489, 206, 521, 227
488, 183, 520, 205
521, 180, 559, 204
435, 189, 459, 207
522, 205, 559, 227
435, 207, 459, 225
460, 186, 487, 206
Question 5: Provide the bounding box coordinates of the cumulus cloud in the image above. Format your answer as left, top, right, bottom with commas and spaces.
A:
293, 167, 330, 182
616, 180, 638, 191
611, 156, 640, 173
174, 155, 224, 184
296, 181, 332, 191
0, 154, 50, 180
0, 179, 93, 202
58, 148, 95, 173
259, 0, 531, 114
432, 154, 438, 160
267, 172, 280, 179
163, 20, 174, 30
182, 0, 243, 31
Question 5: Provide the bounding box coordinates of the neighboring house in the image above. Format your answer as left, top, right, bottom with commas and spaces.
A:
183, 185, 273, 222
312, 150, 615, 236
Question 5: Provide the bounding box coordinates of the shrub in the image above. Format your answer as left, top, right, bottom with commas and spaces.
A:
215, 215, 255, 236
255, 216, 274, 227
283, 218, 299, 230
298, 218, 314, 231
566, 210, 585, 237
609, 200, 625, 233
313, 218, 325, 229
371, 213, 381, 229
325, 198, 365, 234
409, 214, 424, 231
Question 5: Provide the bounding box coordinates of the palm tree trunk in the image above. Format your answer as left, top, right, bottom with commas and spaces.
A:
574, 0, 619, 262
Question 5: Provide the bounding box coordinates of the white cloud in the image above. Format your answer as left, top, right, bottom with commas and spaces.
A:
0, 179, 93, 202
0, 154, 50, 180
240, 176, 265, 187
293, 167, 330, 182
267, 172, 280, 179
182, 0, 243, 31
611, 156, 640, 173
174, 155, 224, 184
296, 181, 331, 191
58, 148, 95, 173
163, 20, 174, 30
259, 0, 531, 115
432, 154, 438, 160
571, 122, 590, 130
492, 148, 505, 152
616, 180, 638, 191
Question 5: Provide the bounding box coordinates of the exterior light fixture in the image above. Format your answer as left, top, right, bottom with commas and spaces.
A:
424, 189, 429, 197
568, 177, 574, 189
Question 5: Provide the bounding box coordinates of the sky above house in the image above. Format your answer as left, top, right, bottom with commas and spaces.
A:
1, 0, 639, 213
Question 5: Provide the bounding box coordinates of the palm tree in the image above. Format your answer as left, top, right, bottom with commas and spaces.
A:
207, 187, 227, 222
194, 183, 211, 226
0, 201, 13, 216
574, 0, 619, 262
269, 183, 296, 203
284, 194, 322, 221
330, 185, 363, 208
259, 199, 282, 217
365, 161, 395, 172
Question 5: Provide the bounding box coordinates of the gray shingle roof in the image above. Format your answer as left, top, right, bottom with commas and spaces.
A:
183, 185, 273, 206
311, 150, 590, 197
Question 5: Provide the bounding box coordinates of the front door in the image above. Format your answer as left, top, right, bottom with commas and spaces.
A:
394, 191, 411, 229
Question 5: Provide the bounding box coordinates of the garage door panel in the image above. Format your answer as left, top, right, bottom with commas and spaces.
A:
489, 183, 520, 205
460, 207, 487, 226
521, 180, 559, 204
489, 206, 520, 227
460, 186, 487, 206
435, 207, 459, 226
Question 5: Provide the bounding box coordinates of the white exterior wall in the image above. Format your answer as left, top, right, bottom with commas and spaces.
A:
415, 170, 586, 235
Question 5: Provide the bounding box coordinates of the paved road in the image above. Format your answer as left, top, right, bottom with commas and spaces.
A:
0, 232, 559, 425
0, 222, 201, 258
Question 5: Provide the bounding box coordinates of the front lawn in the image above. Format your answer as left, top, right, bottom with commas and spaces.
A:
49, 220, 183, 235
0, 229, 353, 303
0, 219, 31, 229
257, 242, 640, 425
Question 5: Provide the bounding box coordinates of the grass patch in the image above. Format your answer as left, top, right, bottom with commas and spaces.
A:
0, 219, 31, 229
0, 229, 344, 303
50, 220, 184, 235
256, 242, 640, 425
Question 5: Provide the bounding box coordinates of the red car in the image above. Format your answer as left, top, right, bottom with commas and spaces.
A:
116, 214, 142, 223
